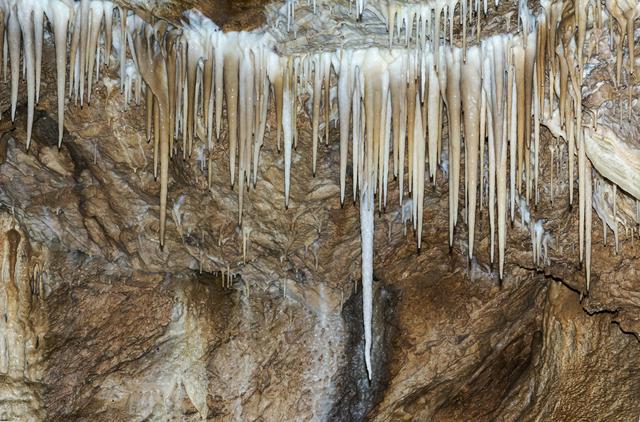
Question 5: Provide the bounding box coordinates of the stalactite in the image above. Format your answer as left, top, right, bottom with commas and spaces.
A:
513, 42, 525, 195
283, 57, 294, 208
85, 1, 104, 104
585, 160, 592, 291
445, 48, 462, 247
577, 95, 586, 265
427, 55, 440, 182
185, 39, 199, 158
0, 10, 4, 92
203, 41, 214, 149
483, 47, 496, 264
406, 59, 417, 194
461, 46, 481, 259
33, 5, 43, 103
118, 7, 127, 90
77, 0, 90, 105
47, 0, 74, 146
412, 90, 425, 249
312, 54, 322, 175
613, 184, 619, 253
338, 50, 353, 204
508, 56, 517, 222
224, 48, 240, 187
479, 88, 486, 210
360, 186, 374, 381
523, 31, 536, 201
103, 2, 113, 67
153, 96, 160, 179
322, 52, 331, 146
490, 37, 508, 279
146, 83, 154, 141
132, 27, 170, 247
17, 1, 37, 148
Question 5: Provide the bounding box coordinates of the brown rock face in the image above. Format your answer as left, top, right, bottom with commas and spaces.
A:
1, 0, 640, 421
113, 0, 271, 30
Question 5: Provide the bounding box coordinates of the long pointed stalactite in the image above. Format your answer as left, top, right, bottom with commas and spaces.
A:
1, 0, 639, 381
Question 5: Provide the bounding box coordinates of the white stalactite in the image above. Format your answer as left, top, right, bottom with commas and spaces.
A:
360, 185, 374, 381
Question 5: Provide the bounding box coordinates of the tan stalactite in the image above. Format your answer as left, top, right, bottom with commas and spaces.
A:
273, 66, 284, 153
78, 0, 90, 105
575, 0, 589, 72
104, 5, 113, 68
533, 67, 541, 205
536, 12, 547, 119
390, 56, 406, 203
186, 41, 199, 157
585, 160, 593, 291
203, 43, 214, 149
445, 48, 462, 247
406, 63, 417, 194
0, 10, 4, 95
363, 55, 378, 207
85, 2, 105, 105
578, 99, 586, 264
178, 40, 187, 158
427, 55, 439, 183
488, 37, 508, 278
283, 56, 295, 208
413, 90, 426, 249
508, 57, 517, 222
166, 33, 178, 155
16, 2, 36, 148
119, 7, 128, 90
513, 42, 525, 194
483, 48, 496, 264
214, 34, 225, 143
461, 46, 481, 258
523, 31, 536, 201
312, 55, 322, 176
146, 83, 154, 141
153, 96, 160, 179
352, 67, 363, 202
224, 49, 240, 186
33, 7, 43, 104
479, 86, 486, 210
253, 51, 269, 188
47, 0, 74, 146
375, 63, 389, 209
323, 53, 331, 146
557, 44, 573, 204
606, 0, 627, 85
133, 28, 171, 248
338, 51, 353, 205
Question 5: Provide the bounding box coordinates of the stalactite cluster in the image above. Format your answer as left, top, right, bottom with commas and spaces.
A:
1, 0, 639, 380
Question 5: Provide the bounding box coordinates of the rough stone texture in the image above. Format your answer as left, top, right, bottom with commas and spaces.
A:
1, 1, 640, 421
113, 0, 272, 30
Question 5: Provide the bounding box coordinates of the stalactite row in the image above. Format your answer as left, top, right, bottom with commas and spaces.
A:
2, 0, 635, 284
374, 0, 491, 53
0, 0, 74, 146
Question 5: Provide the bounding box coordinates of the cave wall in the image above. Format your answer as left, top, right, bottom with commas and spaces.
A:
1, 0, 640, 420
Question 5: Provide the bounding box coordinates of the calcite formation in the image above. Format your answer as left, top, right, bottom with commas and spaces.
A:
0, 0, 639, 417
